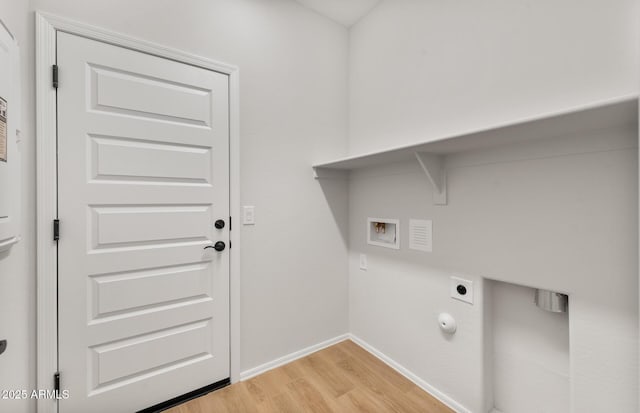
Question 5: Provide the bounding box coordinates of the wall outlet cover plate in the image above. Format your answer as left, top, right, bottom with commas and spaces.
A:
451, 276, 473, 305
359, 254, 367, 270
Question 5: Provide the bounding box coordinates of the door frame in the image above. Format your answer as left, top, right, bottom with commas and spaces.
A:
35, 11, 241, 413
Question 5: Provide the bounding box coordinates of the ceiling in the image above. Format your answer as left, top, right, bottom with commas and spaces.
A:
293, 0, 382, 27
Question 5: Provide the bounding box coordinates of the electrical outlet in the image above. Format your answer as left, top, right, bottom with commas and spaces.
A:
451, 276, 473, 305
359, 254, 367, 270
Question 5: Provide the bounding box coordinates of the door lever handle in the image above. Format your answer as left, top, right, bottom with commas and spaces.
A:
205, 241, 226, 252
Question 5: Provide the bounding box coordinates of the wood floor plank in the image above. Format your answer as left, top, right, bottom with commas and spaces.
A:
216, 383, 258, 413
337, 340, 415, 393
300, 351, 355, 397
244, 376, 270, 405
286, 377, 335, 413
337, 388, 393, 413
335, 354, 396, 397
272, 390, 306, 413
318, 343, 351, 364
248, 367, 295, 400
169, 340, 455, 413
403, 386, 455, 413
281, 358, 308, 381
193, 391, 230, 413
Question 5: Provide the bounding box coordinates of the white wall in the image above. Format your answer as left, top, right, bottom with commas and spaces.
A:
349, 0, 639, 154
348, 1, 638, 412
490, 281, 569, 413
349, 252, 487, 411
348, 127, 638, 412
0, 1, 36, 412
0, 1, 350, 410
2, 1, 638, 412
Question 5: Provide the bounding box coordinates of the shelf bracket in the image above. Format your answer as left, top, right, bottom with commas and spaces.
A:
415, 152, 447, 205
313, 167, 348, 180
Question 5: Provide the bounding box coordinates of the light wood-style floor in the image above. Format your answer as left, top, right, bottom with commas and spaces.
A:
166, 339, 454, 413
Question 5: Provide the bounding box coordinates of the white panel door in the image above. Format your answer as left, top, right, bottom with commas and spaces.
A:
57, 32, 230, 413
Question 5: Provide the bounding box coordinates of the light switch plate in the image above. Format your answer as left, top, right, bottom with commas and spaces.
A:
451, 276, 473, 305
242, 206, 255, 225
359, 254, 367, 270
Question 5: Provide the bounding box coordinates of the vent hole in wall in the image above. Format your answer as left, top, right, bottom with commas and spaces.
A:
409, 219, 432, 252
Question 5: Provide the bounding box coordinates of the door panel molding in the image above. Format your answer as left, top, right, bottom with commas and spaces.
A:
35, 12, 241, 413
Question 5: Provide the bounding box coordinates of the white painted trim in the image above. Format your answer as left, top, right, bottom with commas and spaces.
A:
348, 334, 472, 413
239, 334, 350, 381
228, 58, 242, 384
313, 94, 638, 170
35, 13, 59, 413
35, 12, 238, 74
35, 12, 242, 412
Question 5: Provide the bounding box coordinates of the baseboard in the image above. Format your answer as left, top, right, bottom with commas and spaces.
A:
238, 332, 470, 413
348, 334, 472, 413
239, 333, 350, 381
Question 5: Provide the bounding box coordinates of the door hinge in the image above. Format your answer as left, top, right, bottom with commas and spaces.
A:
54, 372, 60, 392
229, 216, 232, 231
52, 65, 59, 89
53, 219, 60, 241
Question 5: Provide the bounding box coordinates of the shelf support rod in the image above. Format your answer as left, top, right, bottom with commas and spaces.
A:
415, 152, 447, 205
